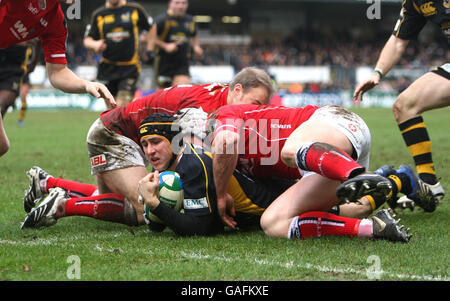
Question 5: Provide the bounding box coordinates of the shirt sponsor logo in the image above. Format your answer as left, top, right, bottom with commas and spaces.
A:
419, 2, 437, 17
184, 197, 208, 210
40, 18, 48, 27
90, 154, 107, 167
28, 3, 39, 15
10, 20, 29, 40
270, 123, 291, 129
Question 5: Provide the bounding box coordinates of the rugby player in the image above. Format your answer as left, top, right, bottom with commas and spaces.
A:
23, 67, 275, 225
208, 104, 435, 242
20, 113, 292, 234
353, 0, 449, 209
0, 0, 115, 157
153, 0, 203, 88
22, 112, 416, 242
84, 0, 156, 108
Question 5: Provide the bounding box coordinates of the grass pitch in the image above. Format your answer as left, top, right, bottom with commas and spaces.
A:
0, 107, 449, 282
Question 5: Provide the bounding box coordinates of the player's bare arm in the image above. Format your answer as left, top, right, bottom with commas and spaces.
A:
353, 35, 409, 101
212, 130, 239, 229
83, 37, 107, 54
46, 63, 116, 107
155, 38, 179, 54
146, 24, 157, 53
191, 35, 203, 57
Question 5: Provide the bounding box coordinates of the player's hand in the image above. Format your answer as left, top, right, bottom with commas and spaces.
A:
138, 171, 160, 210
193, 45, 203, 57
142, 50, 155, 65
85, 81, 117, 108
165, 42, 179, 54
353, 72, 381, 102
94, 40, 107, 54
217, 193, 237, 229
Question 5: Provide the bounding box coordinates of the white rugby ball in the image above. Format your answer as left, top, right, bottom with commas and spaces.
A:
144, 171, 184, 224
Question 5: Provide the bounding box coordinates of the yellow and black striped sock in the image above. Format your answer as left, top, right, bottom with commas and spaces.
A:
363, 174, 406, 211
18, 99, 27, 122
398, 116, 437, 185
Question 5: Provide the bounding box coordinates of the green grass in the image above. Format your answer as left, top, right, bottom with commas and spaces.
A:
0, 107, 449, 281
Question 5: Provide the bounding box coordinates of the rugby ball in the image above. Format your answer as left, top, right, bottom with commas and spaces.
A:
144, 171, 184, 224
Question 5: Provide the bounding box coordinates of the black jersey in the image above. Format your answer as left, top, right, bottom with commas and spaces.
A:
151, 143, 294, 236
86, 1, 152, 64
393, 0, 450, 40
155, 11, 197, 64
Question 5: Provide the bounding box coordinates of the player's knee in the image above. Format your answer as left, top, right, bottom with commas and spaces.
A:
393, 91, 419, 122
260, 212, 285, 238
260, 212, 273, 236
0, 139, 10, 157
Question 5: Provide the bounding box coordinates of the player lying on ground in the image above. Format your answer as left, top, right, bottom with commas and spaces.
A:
21, 112, 290, 233
85, 67, 275, 225
207, 104, 435, 242
23, 112, 426, 242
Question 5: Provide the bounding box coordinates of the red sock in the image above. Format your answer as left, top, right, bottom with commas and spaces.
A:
297, 142, 365, 181
295, 211, 363, 239
46, 177, 98, 197
61, 193, 129, 224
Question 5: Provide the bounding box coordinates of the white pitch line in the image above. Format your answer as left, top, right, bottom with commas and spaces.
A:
181, 251, 449, 281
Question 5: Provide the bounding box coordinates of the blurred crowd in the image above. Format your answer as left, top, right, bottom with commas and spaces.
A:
62, 28, 448, 93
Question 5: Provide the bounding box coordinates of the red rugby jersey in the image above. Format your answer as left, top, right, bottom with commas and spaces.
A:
100, 83, 229, 144
210, 104, 319, 179
0, 0, 67, 64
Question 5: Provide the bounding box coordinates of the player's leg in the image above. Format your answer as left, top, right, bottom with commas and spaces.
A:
87, 118, 149, 225
260, 174, 410, 242
21, 188, 139, 229
0, 89, 18, 157
0, 114, 9, 157
393, 68, 449, 200
96, 166, 148, 225
171, 74, 190, 86
281, 106, 370, 182
116, 77, 138, 107
171, 65, 191, 86
260, 173, 340, 238
0, 89, 18, 116
23, 166, 99, 212
18, 82, 29, 126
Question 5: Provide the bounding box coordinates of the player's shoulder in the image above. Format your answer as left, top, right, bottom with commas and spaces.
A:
125, 1, 148, 13
90, 5, 110, 18
177, 144, 213, 175
183, 13, 194, 22
154, 11, 169, 23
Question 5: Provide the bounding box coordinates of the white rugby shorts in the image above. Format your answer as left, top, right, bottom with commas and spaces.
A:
86, 118, 148, 175
299, 105, 371, 177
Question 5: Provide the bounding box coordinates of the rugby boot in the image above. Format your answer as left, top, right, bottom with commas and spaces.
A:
21, 188, 67, 229
23, 166, 51, 213
371, 208, 411, 243
397, 165, 437, 212
336, 173, 392, 203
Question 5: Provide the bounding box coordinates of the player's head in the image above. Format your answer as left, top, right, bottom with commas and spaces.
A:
105, 0, 123, 7
228, 67, 274, 106
168, 0, 188, 17
139, 113, 181, 171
